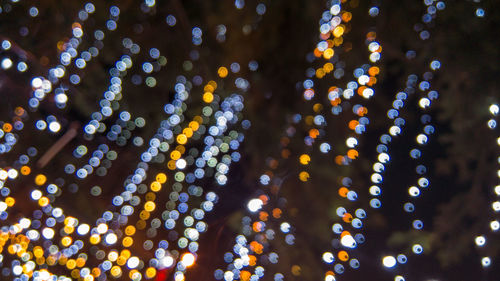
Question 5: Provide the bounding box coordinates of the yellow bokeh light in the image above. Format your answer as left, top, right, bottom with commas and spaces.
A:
66, 259, 76, 270
323, 48, 334, 59
61, 236, 72, 247
5, 197, 15, 207
144, 201, 155, 212
170, 150, 181, 160
189, 121, 200, 131
122, 236, 133, 247
110, 266, 122, 277
203, 92, 214, 103
333, 26, 345, 37
89, 234, 100, 245
217, 66, 228, 78
145, 267, 157, 279
299, 154, 311, 165
299, 171, 310, 182
156, 173, 167, 183
38, 197, 49, 207
125, 225, 136, 236
183, 127, 193, 137
150, 181, 162, 192
177, 134, 187, 144
35, 174, 46, 186
208, 80, 217, 89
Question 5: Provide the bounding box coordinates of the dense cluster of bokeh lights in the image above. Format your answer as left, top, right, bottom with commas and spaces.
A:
0, 0, 498, 280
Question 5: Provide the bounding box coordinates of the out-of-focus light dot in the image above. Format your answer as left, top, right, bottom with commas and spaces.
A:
322, 252, 334, 263
408, 186, 420, 197
2, 40, 11, 50
382, 256, 396, 268
430, 60, 441, 70
369, 7, 379, 17
176, 159, 187, 169
419, 98, 431, 108
490, 220, 499, 231
482, 257, 491, 267
475, 235, 486, 246
280, 222, 291, 233
17, 62, 28, 72
105, 233, 117, 245
490, 104, 499, 115
325, 275, 336, 281
19, 218, 31, 228
330, 4, 340, 15
476, 8, 485, 17
160, 256, 174, 268
346, 137, 358, 148
256, 3, 266, 15
166, 15, 177, 26
97, 223, 108, 234
1, 58, 13, 69
362, 88, 374, 99
127, 257, 140, 269
48, 122, 61, 133
369, 185, 381, 196
13, 265, 22, 275
181, 253, 196, 267
493, 201, 500, 211
7, 169, 18, 179
247, 198, 263, 212
412, 244, 423, 254
77, 224, 90, 235
340, 235, 356, 248
42, 228, 55, 239
31, 190, 42, 200
55, 93, 68, 104
395, 276, 405, 281
417, 134, 428, 144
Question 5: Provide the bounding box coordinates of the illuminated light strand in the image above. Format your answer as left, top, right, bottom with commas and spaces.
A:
374, 75, 439, 281
327, 77, 415, 276
473, 103, 500, 269
159, 98, 246, 279
323, 0, 446, 278
0, 3, 114, 155
301, 2, 384, 278
372, 1, 445, 277
325, 69, 440, 279
67, 111, 140, 182
81, 93, 245, 280
214, 1, 380, 279
214, 114, 296, 281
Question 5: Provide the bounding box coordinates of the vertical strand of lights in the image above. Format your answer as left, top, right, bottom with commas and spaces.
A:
377, 66, 440, 281
324, 0, 445, 279
473, 103, 500, 269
